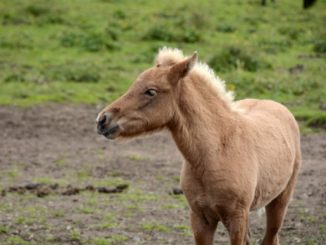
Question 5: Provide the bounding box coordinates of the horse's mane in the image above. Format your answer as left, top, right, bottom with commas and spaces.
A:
155, 47, 235, 108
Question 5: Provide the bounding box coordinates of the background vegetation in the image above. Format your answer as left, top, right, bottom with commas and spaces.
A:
0, 0, 325, 128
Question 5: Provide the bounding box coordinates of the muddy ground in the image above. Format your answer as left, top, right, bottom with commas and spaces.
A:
0, 105, 325, 245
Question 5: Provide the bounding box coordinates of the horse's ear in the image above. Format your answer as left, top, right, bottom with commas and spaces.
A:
167, 52, 197, 85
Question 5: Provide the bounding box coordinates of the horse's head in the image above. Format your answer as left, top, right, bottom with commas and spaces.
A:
96, 51, 197, 139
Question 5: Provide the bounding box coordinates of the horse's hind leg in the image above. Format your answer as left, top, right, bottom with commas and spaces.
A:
261, 158, 301, 245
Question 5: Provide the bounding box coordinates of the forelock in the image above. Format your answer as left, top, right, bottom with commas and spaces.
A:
155, 47, 185, 66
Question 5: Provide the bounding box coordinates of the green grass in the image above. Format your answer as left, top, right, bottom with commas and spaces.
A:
0, 0, 325, 128
141, 223, 171, 233
90, 235, 128, 245
69, 229, 81, 242
93, 177, 130, 187
127, 153, 149, 161
0, 225, 9, 234
175, 224, 192, 236
5, 236, 36, 245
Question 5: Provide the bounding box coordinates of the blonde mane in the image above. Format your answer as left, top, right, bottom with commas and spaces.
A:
155, 47, 235, 108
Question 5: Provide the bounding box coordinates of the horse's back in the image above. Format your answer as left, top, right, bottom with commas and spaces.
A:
235, 98, 300, 157
235, 98, 299, 140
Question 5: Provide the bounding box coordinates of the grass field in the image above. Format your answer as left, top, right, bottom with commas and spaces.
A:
0, 0, 325, 129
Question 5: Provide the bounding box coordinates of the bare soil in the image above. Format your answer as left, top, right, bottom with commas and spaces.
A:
0, 105, 325, 244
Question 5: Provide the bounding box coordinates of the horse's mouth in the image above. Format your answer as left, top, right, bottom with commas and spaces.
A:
100, 125, 120, 140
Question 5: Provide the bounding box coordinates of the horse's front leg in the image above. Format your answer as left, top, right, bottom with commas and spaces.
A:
190, 211, 218, 245
223, 208, 250, 245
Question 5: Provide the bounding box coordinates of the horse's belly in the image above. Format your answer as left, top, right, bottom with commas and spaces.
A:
251, 126, 296, 209
251, 156, 295, 210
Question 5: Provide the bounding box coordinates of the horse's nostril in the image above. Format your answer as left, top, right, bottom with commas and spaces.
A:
98, 114, 107, 125
97, 112, 113, 135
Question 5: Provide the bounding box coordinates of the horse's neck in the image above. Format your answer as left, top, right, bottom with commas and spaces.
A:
168, 80, 237, 174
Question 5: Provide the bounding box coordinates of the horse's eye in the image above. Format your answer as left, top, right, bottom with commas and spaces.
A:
144, 89, 157, 97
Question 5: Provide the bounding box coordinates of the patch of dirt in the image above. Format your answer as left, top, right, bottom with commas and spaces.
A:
0, 104, 325, 244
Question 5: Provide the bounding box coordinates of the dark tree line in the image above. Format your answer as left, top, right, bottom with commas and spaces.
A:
261, 0, 317, 9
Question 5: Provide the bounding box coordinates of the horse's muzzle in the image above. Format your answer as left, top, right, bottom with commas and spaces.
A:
102, 125, 119, 139
97, 112, 119, 139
